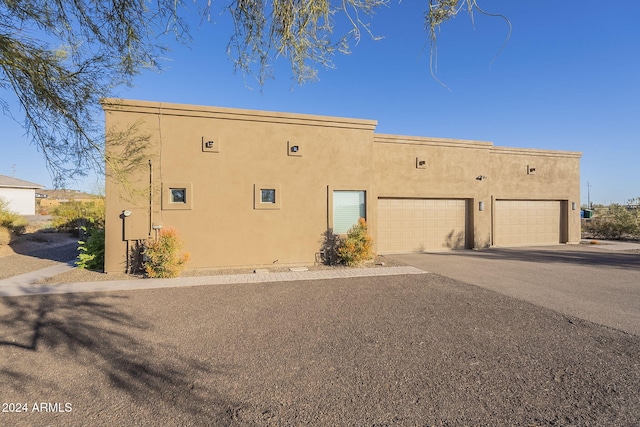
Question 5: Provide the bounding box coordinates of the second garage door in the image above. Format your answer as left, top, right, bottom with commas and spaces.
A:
494, 200, 562, 246
377, 198, 467, 254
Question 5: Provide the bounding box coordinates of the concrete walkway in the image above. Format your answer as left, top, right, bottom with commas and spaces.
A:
0, 265, 427, 297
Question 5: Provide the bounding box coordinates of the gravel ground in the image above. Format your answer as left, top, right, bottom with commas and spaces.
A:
1, 274, 639, 426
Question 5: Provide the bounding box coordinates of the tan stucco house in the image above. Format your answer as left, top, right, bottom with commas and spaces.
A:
103, 99, 582, 273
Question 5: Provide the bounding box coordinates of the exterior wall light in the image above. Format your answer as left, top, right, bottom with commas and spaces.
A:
290, 145, 299, 153
479, 201, 485, 211
572, 202, 577, 210
476, 175, 487, 181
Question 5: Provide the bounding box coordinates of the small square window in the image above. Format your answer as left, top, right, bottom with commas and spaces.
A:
171, 188, 186, 204
261, 189, 276, 204
254, 183, 281, 210
162, 182, 192, 210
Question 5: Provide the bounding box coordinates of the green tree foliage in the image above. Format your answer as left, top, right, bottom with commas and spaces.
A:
1, 0, 185, 185
1, 0, 505, 184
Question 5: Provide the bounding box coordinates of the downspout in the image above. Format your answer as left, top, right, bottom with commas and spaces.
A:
149, 159, 153, 238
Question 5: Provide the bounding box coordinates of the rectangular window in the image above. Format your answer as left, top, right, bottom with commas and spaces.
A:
333, 190, 365, 234
261, 189, 276, 204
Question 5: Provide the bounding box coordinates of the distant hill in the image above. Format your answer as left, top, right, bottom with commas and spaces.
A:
37, 189, 101, 200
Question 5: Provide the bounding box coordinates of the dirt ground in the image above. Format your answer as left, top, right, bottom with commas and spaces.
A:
1, 274, 639, 426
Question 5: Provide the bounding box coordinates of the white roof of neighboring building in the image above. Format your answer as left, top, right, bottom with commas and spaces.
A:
0, 174, 43, 189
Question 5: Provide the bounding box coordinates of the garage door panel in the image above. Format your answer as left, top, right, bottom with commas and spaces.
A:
378, 198, 467, 254
494, 200, 561, 246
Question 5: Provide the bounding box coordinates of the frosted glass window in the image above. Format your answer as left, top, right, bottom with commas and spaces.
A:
333, 191, 365, 234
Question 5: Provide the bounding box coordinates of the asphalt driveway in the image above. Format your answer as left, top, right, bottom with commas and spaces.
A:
389, 243, 640, 336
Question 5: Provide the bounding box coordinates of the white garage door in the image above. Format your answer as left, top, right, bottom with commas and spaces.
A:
377, 198, 467, 254
494, 200, 561, 246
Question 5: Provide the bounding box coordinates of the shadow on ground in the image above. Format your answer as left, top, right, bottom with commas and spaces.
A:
0, 292, 243, 423
8, 238, 79, 262
417, 247, 640, 270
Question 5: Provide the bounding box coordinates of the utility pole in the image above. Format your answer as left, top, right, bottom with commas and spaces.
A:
587, 181, 592, 209
11, 164, 16, 177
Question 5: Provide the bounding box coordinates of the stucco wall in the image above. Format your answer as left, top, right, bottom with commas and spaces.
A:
488, 148, 582, 244
104, 100, 377, 272
103, 99, 582, 273
0, 188, 36, 215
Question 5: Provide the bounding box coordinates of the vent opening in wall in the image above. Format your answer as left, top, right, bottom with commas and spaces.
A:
288, 141, 303, 157
202, 136, 221, 153
528, 165, 536, 175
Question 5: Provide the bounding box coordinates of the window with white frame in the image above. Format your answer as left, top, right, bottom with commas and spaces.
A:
333, 190, 366, 234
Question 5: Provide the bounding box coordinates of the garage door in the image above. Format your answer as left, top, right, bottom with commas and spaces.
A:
494, 200, 561, 246
377, 198, 467, 254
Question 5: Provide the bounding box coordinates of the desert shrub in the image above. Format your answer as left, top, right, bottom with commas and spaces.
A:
0, 226, 11, 245
76, 228, 105, 270
52, 199, 105, 234
585, 205, 639, 240
143, 227, 190, 278
0, 197, 27, 235
335, 218, 374, 266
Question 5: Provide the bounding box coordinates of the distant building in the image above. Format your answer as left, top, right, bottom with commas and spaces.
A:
0, 174, 43, 215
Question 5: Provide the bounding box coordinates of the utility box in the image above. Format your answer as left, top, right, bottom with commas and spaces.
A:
123, 209, 149, 241
581, 209, 594, 219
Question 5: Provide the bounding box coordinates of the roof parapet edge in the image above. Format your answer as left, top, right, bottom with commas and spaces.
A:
375, 133, 494, 149
491, 146, 582, 158
100, 98, 378, 131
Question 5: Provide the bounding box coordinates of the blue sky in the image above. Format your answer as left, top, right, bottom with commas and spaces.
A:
1, 1, 638, 205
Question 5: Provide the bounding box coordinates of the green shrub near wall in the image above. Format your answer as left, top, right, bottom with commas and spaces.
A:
76, 228, 106, 270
